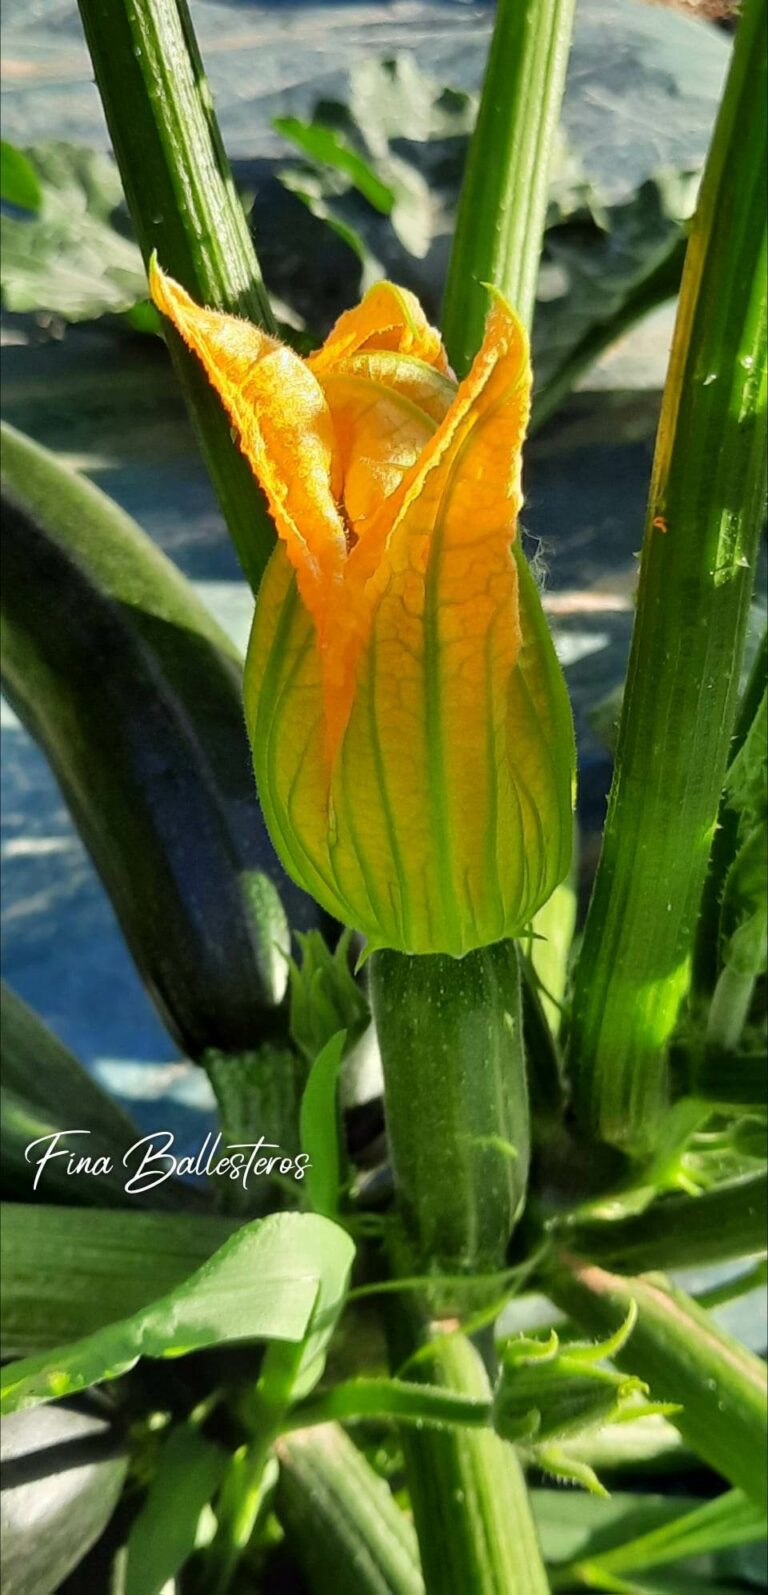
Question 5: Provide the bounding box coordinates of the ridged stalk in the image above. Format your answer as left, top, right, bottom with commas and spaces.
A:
370, 944, 529, 1290
275, 1424, 424, 1595
371, 946, 543, 1593
568, 0, 768, 1152
77, 0, 277, 591
393, 1330, 549, 1595
548, 1255, 768, 1509
693, 629, 767, 997
551, 1169, 768, 1273
442, 0, 576, 369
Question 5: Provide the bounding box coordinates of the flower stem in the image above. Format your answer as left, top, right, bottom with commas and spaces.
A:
77, 0, 277, 590
547, 1254, 768, 1509
275, 1423, 424, 1595
370, 943, 530, 1294
371, 945, 546, 1593
442, 0, 576, 370
567, 0, 768, 1153
391, 1324, 549, 1595
706, 962, 759, 1054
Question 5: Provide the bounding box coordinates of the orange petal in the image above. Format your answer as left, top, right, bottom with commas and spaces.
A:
319, 370, 435, 540
309, 281, 452, 377
149, 261, 347, 625
326, 295, 534, 945
245, 294, 574, 955
328, 350, 456, 426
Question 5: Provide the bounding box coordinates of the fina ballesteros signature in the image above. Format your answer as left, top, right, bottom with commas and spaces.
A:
24, 1129, 311, 1195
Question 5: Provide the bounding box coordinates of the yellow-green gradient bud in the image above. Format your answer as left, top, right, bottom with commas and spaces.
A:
151, 264, 575, 956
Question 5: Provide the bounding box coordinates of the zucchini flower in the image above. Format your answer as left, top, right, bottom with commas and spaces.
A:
150, 264, 574, 957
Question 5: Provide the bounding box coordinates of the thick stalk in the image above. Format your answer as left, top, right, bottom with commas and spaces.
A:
550, 1168, 768, 1273
547, 1255, 768, 1508
442, 0, 575, 369
371, 946, 545, 1592
77, 0, 277, 590
706, 962, 760, 1051
567, 0, 768, 1152
693, 630, 767, 996
392, 1328, 549, 1595
275, 1423, 424, 1595
370, 943, 529, 1291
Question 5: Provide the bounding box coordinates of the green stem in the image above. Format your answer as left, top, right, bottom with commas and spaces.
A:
370, 943, 530, 1292
549, 1169, 768, 1273
288, 1377, 491, 1433
693, 629, 768, 997
202, 1387, 282, 1594
691, 1044, 768, 1109
442, 0, 576, 369
547, 1255, 768, 1508
393, 1330, 549, 1595
370, 946, 546, 1593
553, 1488, 765, 1588
567, 0, 768, 1153
531, 238, 685, 432
275, 1423, 424, 1595
706, 962, 759, 1052
696, 1259, 767, 1312
77, 0, 277, 590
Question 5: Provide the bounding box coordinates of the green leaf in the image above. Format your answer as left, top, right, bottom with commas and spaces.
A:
0, 142, 146, 320
347, 54, 475, 147
532, 171, 695, 428
300, 1031, 347, 1221
279, 165, 376, 277
0, 1404, 128, 1595
255, 1215, 355, 1409
708, 681, 768, 1028
270, 55, 701, 421
0, 140, 42, 212
273, 117, 395, 213
273, 55, 474, 311
124, 1424, 228, 1595
1, 1212, 353, 1414
720, 829, 768, 980
693, 628, 767, 1000
534, 1486, 766, 1589
1, 1204, 238, 1357
704, 678, 768, 1050
289, 929, 369, 1065
548, 1257, 768, 1508
723, 680, 768, 834
563, 1489, 766, 1587
1, 422, 292, 1060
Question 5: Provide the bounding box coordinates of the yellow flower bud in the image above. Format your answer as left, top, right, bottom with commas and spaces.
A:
150, 264, 574, 956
